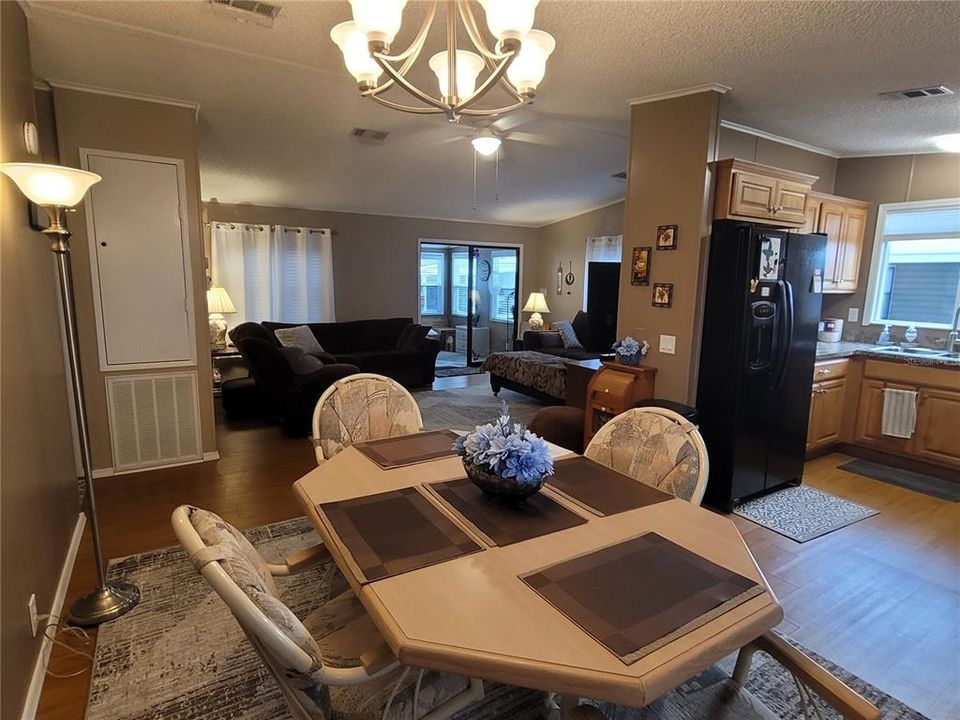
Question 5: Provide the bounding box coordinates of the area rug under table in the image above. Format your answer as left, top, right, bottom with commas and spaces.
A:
85, 517, 927, 720
734, 485, 879, 542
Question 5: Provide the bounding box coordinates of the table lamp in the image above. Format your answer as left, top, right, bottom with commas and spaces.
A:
0, 162, 140, 625
206, 286, 236, 350
522, 291, 550, 331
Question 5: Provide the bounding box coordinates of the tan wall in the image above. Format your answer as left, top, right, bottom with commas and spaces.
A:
0, 5, 81, 716
51, 88, 216, 469
535, 202, 625, 324
824, 152, 960, 344
618, 92, 721, 404
718, 126, 837, 193
202, 202, 539, 329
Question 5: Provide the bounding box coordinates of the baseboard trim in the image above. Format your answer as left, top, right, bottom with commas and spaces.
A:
93, 451, 220, 478
20, 512, 87, 720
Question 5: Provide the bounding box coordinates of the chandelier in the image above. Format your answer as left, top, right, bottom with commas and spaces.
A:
330, 0, 555, 121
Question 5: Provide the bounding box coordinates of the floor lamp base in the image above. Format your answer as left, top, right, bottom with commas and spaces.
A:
68, 581, 141, 627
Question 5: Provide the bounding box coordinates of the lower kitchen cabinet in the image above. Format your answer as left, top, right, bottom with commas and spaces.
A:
914, 386, 960, 468
807, 378, 847, 452
852, 379, 916, 457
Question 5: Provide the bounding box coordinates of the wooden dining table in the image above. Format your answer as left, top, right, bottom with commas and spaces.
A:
292, 434, 783, 716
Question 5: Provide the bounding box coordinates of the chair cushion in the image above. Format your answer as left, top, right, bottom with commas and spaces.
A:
554, 320, 583, 349
275, 325, 327, 355
188, 507, 279, 596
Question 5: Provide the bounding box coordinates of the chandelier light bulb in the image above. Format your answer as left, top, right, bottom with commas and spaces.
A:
0, 163, 101, 207
933, 133, 960, 153
472, 134, 502, 156
429, 50, 485, 100
478, 0, 540, 42
330, 21, 383, 87
348, 0, 407, 47
506, 29, 555, 96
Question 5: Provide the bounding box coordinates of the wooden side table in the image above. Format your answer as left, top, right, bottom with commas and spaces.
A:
583, 362, 657, 444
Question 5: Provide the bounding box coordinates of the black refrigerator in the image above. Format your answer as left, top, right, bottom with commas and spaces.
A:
697, 220, 826, 512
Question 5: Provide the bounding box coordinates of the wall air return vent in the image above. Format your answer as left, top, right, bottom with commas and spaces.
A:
880, 85, 953, 100
209, 1, 282, 28
352, 127, 390, 145
106, 372, 202, 472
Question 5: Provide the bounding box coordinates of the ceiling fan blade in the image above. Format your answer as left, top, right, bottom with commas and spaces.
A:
506, 131, 559, 147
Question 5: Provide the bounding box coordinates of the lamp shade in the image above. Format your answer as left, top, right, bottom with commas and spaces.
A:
521, 291, 550, 314
0, 162, 101, 207
479, 0, 539, 42
348, 0, 407, 45
206, 286, 237, 315
506, 29, 555, 95
429, 50, 485, 99
331, 21, 384, 86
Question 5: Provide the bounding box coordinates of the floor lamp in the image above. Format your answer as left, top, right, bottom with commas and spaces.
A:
1, 163, 140, 625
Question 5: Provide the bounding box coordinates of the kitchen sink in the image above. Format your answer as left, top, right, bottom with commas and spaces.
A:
870, 346, 956, 358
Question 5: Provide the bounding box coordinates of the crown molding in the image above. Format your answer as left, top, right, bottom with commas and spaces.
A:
43, 79, 200, 120
628, 83, 731, 106
835, 149, 954, 159
719, 120, 840, 158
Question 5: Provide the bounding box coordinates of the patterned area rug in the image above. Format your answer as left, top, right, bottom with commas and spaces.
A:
435, 366, 484, 378
414, 384, 544, 430
86, 518, 928, 720
734, 486, 879, 542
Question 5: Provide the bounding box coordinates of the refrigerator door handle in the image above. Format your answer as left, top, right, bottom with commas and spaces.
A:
772, 280, 794, 391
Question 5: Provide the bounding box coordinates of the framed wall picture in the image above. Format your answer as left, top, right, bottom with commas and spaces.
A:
656, 224, 678, 250
652, 282, 673, 308
631, 246, 651, 286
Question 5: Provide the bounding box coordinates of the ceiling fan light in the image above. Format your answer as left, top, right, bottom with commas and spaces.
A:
933, 133, 960, 153
0, 162, 101, 207
330, 21, 383, 87
348, 0, 407, 46
506, 29, 555, 96
429, 50, 485, 100
472, 135, 502, 156
478, 0, 539, 42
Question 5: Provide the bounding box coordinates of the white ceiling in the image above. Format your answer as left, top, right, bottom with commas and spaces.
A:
24, 1, 960, 227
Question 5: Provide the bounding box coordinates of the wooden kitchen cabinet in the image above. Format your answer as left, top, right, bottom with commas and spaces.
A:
806, 359, 849, 453
853, 379, 916, 457
803, 193, 870, 293
914, 387, 960, 468
714, 158, 817, 227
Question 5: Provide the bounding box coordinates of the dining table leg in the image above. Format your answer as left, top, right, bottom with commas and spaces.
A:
556, 694, 607, 719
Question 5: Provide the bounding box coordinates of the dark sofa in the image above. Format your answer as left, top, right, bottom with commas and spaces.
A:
522, 311, 605, 360
261, 317, 440, 388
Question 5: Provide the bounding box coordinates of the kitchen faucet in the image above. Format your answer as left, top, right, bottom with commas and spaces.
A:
949, 304, 960, 354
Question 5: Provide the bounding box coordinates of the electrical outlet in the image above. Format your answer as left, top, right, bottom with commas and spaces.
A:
659, 334, 677, 355
28, 594, 39, 637
848, 307, 860, 322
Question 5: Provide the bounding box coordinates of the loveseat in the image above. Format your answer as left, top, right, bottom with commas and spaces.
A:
522, 310, 605, 360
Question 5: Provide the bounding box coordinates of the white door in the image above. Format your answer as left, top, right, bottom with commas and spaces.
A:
83, 152, 195, 369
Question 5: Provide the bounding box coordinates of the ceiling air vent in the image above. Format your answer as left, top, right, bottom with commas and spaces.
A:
611, 171, 627, 182
351, 127, 389, 145
880, 85, 953, 100
209, 1, 282, 28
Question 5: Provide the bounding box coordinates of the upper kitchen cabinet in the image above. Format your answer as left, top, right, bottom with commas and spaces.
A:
714, 158, 818, 227
802, 193, 870, 293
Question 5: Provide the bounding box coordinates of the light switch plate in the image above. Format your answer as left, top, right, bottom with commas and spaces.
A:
847, 307, 860, 322
659, 334, 676, 355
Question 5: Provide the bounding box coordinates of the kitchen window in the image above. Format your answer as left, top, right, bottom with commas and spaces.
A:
864, 199, 960, 329
489, 251, 517, 322
419, 251, 445, 315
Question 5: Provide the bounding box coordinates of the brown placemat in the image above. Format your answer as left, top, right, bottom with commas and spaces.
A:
355, 429, 460, 469
319, 487, 482, 583
547, 456, 673, 516
521, 533, 765, 664
425, 477, 588, 547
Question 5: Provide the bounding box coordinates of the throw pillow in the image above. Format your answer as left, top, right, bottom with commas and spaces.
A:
396, 324, 430, 351
538, 332, 564, 349
554, 320, 583, 349
279, 346, 325, 375
274, 325, 325, 356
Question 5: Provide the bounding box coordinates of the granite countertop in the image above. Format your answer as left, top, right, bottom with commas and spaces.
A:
816, 341, 960, 369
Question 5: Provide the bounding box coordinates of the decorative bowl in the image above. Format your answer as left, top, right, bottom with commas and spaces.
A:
463, 460, 546, 506
617, 352, 640, 366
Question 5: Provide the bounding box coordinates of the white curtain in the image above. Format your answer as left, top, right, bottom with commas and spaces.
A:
583, 234, 623, 310
211, 222, 335, 330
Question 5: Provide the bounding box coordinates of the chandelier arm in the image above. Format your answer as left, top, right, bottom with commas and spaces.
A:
456, 0, 512, 60
373, 1, 437, 63
368, 94, 446, 115
454, 52, 517, 112
363, 38, 426, 98
496, 73, 526, 102
372, 55, 451, 112
458, 98, 531, 117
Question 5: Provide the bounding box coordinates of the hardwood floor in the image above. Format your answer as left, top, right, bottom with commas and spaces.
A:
37, 377, 959, 719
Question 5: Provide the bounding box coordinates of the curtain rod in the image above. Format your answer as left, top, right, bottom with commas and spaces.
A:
206, 221, 338, 236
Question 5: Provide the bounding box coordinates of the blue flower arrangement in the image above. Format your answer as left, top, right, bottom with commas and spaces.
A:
454, 402, 554, 502
613, 335, 650, 366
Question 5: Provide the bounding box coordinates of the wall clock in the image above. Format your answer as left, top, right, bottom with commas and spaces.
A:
478, 259, 491, 281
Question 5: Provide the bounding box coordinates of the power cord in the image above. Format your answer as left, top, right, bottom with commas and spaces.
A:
39, 614, 95, 679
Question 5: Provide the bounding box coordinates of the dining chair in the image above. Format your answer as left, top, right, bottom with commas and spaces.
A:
311, 373, 424, 464
171, 505, 484, 720
584, 407, 709, 505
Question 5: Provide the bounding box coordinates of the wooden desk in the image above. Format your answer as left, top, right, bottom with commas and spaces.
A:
293, 445, 781, 710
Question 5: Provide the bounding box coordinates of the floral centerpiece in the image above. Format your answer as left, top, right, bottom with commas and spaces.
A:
453, 403, 554, 505
613, 335, 650, 366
